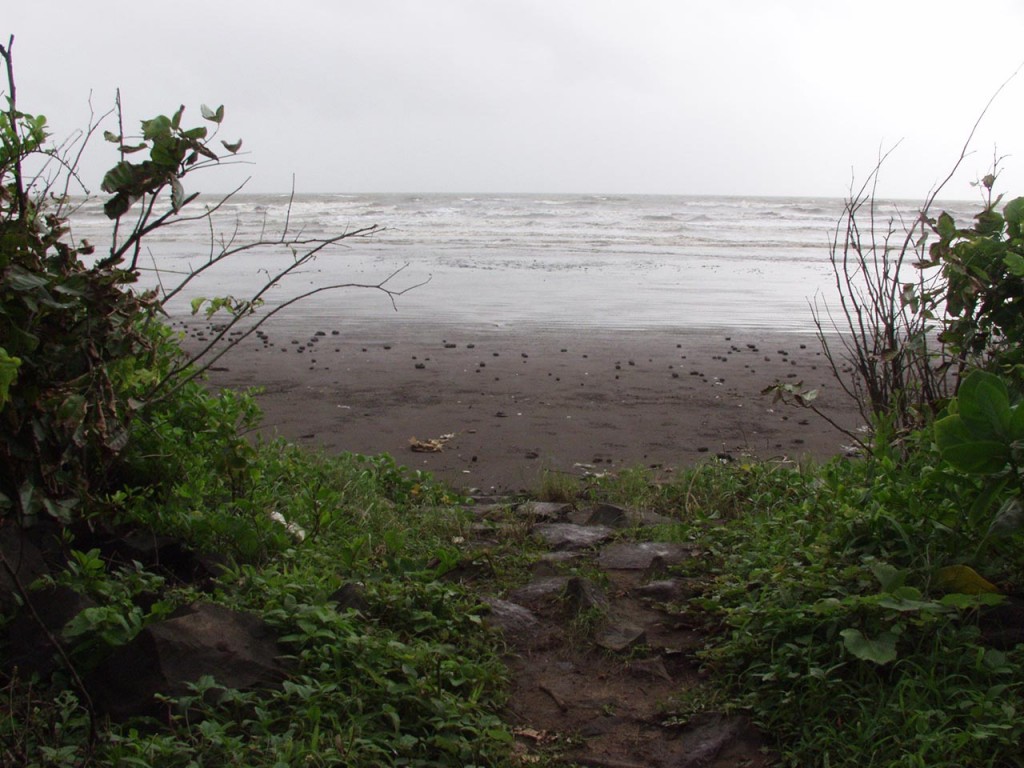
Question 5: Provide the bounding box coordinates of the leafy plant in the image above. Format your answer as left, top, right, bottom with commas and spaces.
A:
670, 458, 1024, 767
935, 369, 1024, 540
925, 183, 1024, 385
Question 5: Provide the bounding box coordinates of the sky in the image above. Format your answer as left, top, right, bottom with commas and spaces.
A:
5, 1, 1024, 199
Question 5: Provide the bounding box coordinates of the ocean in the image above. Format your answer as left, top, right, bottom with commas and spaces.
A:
67, 193, 973, 334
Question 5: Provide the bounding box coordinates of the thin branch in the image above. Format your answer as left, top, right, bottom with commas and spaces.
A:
149, 265, 431, 402
0, 36, 26, 218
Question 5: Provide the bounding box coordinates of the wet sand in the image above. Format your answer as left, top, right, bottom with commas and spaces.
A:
180, 319, 864, 494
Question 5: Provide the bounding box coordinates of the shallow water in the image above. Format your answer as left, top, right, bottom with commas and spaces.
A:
68, 193, 974, 333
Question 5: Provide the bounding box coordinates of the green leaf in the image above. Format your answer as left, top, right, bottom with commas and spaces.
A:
190, 297, 207, 315
0, 347, 21, 408
5, 266, 50, 291
1010, 403, 1024, 441
966, 476, 1010, 525
140, 114, 172, 140
939, 592, 1004, 609
101, 160, 144, 194
201, 104, 225, 124
1004, 252, 1024, 278
870, 562, 906, 593
103, 191, 137, 220
936, 211, 956, 240
935, 414, 1009, 474
170, 176, 185, 213
103, 130, 122, 143
1003, 197, 1024, 227
221, 139, 243, 154
934, 564, 1000, 594
840, 628, 898, 665
957, 370, 1012, 438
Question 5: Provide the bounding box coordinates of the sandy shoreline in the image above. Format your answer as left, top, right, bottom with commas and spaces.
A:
181, 319, 864, 494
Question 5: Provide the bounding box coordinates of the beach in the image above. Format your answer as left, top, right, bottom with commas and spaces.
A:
70, 191, 890, 492
182, 318, 864, 494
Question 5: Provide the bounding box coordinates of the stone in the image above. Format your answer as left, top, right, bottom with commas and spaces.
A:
329, 583, 369, 614
517, 501, 572, 521
565, 577, 609, 615
508, 576, 571, 609
594, 623, 646, 652
669, 713, 762, 768
532, 523, 614, 550
597, 541, 693, 571
85, 602, 289, 720
5, 585, 95, 677
631, 579, 698, 603
581, 504, 676, 529
0, 526, 50, 613
980, 596, 1024, 649
626, 656, 674, 682
482, 597, 540, 635
585, 503, 631, 528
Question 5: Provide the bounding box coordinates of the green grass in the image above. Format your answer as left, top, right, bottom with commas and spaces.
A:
0, 387, 515, 767
6, 373, 1024, 767
591, 455, 1024, 767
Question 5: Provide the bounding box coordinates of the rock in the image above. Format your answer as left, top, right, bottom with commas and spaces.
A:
597, 542, 693, 571
579, 714, 629, 737
532, 523, 614, 550
0, 525, 50, 613
980, 596, 1024, 649
670, 713, 762, 768
594, 623, 646, 652
585, 503, 631, 528
508, 576, 572, 609
565, 577, 609, 615
635, 510, 677, 527
482, 597, 540, 635
531, 550, 585, 577
5, 585, 95, 677
329, 583, 369, 614
86, 602, 289, 720
581, 504, 675, 529
517, 501, 572, 521
626, 656, 674, 682
631, 579, 698, 603
467, 503, 509, 520
68, 523, 226, 586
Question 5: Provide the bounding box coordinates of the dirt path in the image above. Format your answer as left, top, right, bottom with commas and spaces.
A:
464, 497, 772, 767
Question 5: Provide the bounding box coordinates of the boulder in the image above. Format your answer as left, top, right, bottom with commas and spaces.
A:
86, 602, 288, 720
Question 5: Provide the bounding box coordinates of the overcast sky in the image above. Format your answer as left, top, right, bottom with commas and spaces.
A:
6, 1, 1024, 199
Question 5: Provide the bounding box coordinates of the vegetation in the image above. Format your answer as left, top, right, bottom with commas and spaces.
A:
0, 41, 510, 767
663, 144, 1024, 762
1, 37, 1023, 768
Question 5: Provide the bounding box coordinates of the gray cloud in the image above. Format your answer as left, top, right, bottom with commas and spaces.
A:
6, 0, 1024, 198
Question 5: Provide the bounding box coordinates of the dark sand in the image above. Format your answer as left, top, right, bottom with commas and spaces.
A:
181, 320, 863, 494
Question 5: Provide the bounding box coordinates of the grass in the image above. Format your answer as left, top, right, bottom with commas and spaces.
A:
1, 431, 515, 767
589, 455, 1024, 768
5, 377, 1024, 766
